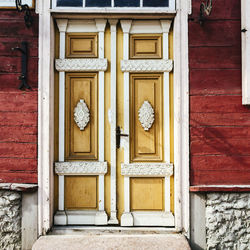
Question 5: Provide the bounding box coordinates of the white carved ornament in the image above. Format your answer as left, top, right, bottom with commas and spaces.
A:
121, 163, 173, 177
55, 161, 108, 175
138, 101, 154, 131
74, 99, 90, 131
121, 59, 173, 72
55, 58, 108, 72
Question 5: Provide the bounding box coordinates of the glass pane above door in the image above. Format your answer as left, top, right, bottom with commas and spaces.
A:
57, 0, 83, 7
114, 0, 140, 7
143, 0, 169, 7
85, 0, 111, 7
55, 0, 171, 8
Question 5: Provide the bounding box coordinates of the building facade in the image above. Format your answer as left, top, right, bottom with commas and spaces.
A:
0, 0, 249, 249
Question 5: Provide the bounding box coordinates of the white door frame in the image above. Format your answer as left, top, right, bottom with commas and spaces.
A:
36, 0, 190, 236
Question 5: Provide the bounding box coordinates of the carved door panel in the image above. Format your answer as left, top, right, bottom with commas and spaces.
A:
119, 20, 174, 226
54, 19, 174, 227
54, 19, 108, 226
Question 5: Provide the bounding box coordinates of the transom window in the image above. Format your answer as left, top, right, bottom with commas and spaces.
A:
53, 0, 174, 9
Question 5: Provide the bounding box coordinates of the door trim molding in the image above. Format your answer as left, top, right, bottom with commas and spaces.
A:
108, 19, 119, 225
173, 0, 190, 235
120, 59, 173, 72
121, 163, 173, 177
55, 161, 108, 175
55, 58, 108, 72
37, 0, 190, 236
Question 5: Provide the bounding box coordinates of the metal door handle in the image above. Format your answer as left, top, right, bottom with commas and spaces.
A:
116, 126, 129, 149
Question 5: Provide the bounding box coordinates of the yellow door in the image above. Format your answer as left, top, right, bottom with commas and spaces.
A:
54, 19, 174, 226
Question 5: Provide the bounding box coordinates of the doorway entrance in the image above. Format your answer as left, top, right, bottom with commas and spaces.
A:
54, 18, 174, 226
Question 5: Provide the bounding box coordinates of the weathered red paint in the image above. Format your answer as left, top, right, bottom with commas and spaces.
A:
0, 10, 38, 183
190, 0, 250, 186
190, 69, 241, 95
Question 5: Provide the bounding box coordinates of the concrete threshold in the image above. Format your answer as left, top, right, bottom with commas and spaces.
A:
33, 227, 191, 250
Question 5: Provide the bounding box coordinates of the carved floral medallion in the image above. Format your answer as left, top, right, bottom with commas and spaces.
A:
74, 99, 90, 131
138, 101, 155, 131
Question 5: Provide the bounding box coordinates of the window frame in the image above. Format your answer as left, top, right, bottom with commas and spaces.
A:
51, 0, 176, 12
241, 0, 250, 105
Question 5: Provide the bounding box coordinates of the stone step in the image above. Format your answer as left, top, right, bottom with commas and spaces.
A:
32, 233, 190, 250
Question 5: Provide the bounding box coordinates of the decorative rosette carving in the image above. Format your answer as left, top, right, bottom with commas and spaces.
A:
74, 99, 90, 131
138, 101, 155, 131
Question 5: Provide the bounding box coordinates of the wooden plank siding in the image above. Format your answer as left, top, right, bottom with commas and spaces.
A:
189, 0, 250, 186
189, 0, 250, 185
0, 11, 38, 183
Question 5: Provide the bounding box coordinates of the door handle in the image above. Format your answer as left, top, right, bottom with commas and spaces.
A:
116, 126, 129, 149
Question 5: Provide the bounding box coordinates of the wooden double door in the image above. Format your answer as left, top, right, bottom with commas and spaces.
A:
54, 18, 174, 226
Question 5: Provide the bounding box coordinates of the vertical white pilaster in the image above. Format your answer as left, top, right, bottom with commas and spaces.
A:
95, 19, 107, 163
95, 19, 108, 225
120, 20, 133, 227
38, 0, 55, 234
120, 20, 132, 164
108, 19, 119, 225
56, 19, 68, 213
161, 20, 172, 213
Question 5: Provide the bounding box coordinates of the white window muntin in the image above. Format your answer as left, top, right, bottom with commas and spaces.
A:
51, 0, 175, 12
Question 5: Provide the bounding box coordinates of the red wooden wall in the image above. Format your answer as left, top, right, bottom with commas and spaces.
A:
189, 0, 250, 185
0, 10, 38, 183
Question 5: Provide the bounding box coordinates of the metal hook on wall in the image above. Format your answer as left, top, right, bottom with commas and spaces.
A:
199, 0, 213, 26
15, 0, 33, 28
12, 42, 31, 90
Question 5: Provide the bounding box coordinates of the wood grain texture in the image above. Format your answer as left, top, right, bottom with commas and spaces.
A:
130, 73, 163, 162
130, 34, 162, 59
65, 73, 98, 160
190, 69, 241, 96
130, 178, 164, 211
189, 0, 250, 186
0, 10, 38, 183
0, 172, 37, 184
65, 176, 98, 210
66, 33, 98, 58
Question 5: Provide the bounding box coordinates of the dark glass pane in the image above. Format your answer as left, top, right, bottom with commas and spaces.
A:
85, 0, 111, 7
114, 0, 140, 7
143, 0, 169, 7
57, 0, 83, 7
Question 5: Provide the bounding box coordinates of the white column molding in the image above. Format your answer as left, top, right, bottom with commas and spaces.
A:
108, 19, 119, 225
95, 19, 107, 163
165, 176, 171, 212
120, 20, 133, 227
95, 19, 108, 225
56, 19, 68, 60
174, 0, 190, 235
56, 19, 68, 215
121, 176, 133, 227
38, 0, 55, 235
161, 20, 172, 167
241, 0, 250, 104
120, 20, 132, 164
95, 19, 107, 59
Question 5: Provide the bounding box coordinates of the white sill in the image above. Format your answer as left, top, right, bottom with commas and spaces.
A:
50, 7, 176, 14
